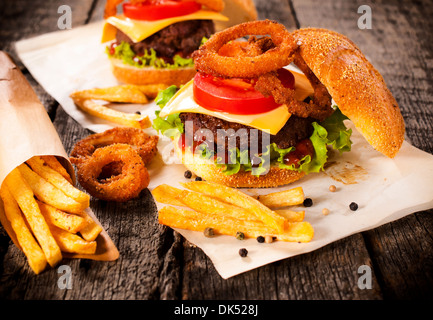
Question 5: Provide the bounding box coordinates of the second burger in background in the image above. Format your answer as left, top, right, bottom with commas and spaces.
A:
102, 0, 256, 86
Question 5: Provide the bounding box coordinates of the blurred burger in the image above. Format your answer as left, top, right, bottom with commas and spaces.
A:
102, 0, 257, 86
152, 21, 405, 187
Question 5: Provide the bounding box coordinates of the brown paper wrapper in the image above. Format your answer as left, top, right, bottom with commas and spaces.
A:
0, 51, 119, 262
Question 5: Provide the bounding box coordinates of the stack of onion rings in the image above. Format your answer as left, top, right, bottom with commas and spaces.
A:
192, 20, 335, 120
70, 127, 158, 202
70, 127, 158, 166
193, 20, 297, 79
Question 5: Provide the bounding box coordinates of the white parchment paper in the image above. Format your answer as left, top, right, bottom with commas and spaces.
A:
15, 21, 433, 278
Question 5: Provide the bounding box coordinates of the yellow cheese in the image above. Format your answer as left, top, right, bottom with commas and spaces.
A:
102, 10, 229, 43
159, 70, 314, 135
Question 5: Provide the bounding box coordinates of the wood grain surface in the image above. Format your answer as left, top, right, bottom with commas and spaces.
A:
0, 0, 432, 300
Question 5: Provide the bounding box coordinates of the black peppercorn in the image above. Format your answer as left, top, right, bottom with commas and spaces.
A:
195, 176, 202, 181
184, 170, 192, 179
256, 236, 265, 243
349, 202, 358, 211
303, 198, 313, 207
239, 248, 248, 257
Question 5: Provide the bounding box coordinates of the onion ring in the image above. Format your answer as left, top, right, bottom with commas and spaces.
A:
76, 144, 149, 202
292, 51, 333, 113
104, 0, 124, 19
70, 127, 158, 167
254, 70, 334, 121
193, 20, 298, 78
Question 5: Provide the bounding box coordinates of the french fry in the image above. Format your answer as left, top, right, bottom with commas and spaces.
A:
136, 84, 168, 99
40, 156, 73, 184
18, 164, 85, 214
37, 200, 87, 233
158, 206, 314, 243
70, 83, 167, 102
0, 186, 47, 274
48, 223, 97, 255
70, 85, 149, 104
274, 209, 305, 222
26, 156, 90, 208
181, 181, 286, 234
72, 98, 151, 129
4, 168, 62, 267
176, 190, 257, 221
151, 184, 185, 206
77, 211, 103, 242
257, 187, 305, 208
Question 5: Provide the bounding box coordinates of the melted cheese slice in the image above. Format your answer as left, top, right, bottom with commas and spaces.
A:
160, 69, 314, 135
101, 10, 229, 43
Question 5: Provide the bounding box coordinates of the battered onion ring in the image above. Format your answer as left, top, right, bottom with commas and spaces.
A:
104, 0, 123, 19
292, 51, 333, 113
193, 20, 298, 78
70, 127, 158, 167
76, 144, 149, 202
254, 71, 334, 121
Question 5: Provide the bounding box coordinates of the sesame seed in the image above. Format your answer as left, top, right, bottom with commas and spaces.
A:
203, 227, 214, 237
265, 235, 274, 243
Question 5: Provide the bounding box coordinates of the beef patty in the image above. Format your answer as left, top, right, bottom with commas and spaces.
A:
179, 112, 315, 153
116, 20, 214, 60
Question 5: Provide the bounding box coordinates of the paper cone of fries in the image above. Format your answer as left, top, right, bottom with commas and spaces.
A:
0, 51, 119, 273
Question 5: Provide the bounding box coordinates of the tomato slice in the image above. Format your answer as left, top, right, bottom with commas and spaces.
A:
193, 68, 295, 115
123, 1, 201, 21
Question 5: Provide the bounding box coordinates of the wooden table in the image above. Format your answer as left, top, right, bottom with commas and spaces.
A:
1, 0, 432, 301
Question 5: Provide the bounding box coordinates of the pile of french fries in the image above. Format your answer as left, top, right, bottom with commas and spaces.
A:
153, 181, 314, 243
0, 156, 102, 274
70, 83, 168, 129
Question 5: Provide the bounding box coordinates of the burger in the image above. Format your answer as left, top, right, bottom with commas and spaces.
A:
101, 0, 257, 86
152, 20, 405, 188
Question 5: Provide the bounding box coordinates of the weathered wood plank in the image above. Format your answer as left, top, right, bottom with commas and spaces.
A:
0, 0, 97, 116
292, 0, 433, 299
254, 0, 298, 29
182, 235, 382, 299
363, 211, 433, 299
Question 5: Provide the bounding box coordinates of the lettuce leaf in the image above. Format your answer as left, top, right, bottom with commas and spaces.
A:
152, 86, 184, 138
106, 41, 194, 69
320, 108, 353, 153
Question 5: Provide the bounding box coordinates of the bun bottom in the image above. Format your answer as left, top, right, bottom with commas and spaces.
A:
173, 138, 305, 188
109, 58, 196, 86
